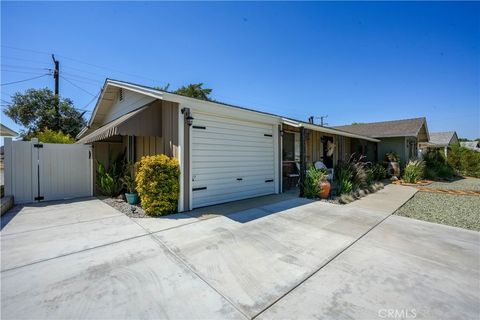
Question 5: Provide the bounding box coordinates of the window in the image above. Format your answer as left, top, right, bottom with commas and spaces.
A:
283, 132, 295, 161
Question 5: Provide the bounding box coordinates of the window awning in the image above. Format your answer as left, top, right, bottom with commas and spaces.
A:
76, 104, 161, 144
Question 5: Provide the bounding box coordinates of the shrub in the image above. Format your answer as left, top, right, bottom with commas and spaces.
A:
135, 154, 180, 216
371, 163, 387, 181
423, 149, 454, 179
96, 151, 126, 197
32, 128, 75, 143
304, 165, 326, 199
403, 160, 425, 183
448, 145, 480, 178
336, 154, 369, 194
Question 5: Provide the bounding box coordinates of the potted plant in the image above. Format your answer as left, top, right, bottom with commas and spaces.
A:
385, 151, 400, 178
121, 171, 138, 205
318, 175, 331, 199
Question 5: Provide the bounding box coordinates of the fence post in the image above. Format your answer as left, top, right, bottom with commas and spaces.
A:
4, 138, 13, 196
31, 138, 40, 202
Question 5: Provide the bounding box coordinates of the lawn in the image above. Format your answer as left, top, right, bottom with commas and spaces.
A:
395, 178, 480, 231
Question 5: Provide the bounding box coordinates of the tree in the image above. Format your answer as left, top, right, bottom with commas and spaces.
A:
4, 88, 86, 138
174, 83, 212, 101
33, 128, 75, 144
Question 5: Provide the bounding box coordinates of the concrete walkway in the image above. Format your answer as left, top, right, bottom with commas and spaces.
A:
2, 184, 479, 319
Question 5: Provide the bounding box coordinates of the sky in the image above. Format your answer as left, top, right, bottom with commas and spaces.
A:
1, 1, 479, 144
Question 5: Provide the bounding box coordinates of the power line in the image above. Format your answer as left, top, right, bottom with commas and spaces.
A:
1, 74, 50, 86
1, 69, 52, 76
60, 75, 96, 96
1, 64, 50, 71
2, 45, 156, 82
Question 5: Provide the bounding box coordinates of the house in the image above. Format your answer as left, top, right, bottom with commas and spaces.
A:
419, 131, 458, 157
77, 79, 378, 211
0, 124, 18, 137
460, 141, 480, 152
334, 118, 429, 164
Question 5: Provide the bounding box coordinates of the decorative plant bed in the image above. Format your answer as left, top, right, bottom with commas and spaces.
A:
337, 181, 385, 204
392, 180, 433, 187
102, 197, 149, 218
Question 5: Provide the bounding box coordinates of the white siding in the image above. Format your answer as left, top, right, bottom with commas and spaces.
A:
102, 89, 155, 124
191, 113, 276, 208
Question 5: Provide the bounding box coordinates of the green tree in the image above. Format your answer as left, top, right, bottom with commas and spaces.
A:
4, 88, 86, 138
174, 83, 212, 101
33, 128, 75, 144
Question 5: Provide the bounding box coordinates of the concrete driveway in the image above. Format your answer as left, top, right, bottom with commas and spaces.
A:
1, 185, 479, 319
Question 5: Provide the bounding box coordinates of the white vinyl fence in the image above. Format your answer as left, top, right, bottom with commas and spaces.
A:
4, 138, 92, 204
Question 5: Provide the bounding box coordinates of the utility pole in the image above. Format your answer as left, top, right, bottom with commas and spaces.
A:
52, 54, 60, 129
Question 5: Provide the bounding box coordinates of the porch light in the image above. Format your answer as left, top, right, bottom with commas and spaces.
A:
181, 107, 194, 126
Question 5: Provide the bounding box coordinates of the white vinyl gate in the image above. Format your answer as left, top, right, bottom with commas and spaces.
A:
4, 138, 92, 204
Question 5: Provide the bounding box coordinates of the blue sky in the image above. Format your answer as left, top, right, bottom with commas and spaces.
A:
1, 1, 479, 142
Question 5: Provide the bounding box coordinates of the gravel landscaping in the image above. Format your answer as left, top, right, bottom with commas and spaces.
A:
102, 197, 149, 218
395, 191, 480, 232
428, 177, 480, 191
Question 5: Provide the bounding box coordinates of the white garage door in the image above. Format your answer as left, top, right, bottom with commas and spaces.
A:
191, 113, 276, 208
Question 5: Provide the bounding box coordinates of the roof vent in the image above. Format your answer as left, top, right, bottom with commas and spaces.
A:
119, 88, 124, 102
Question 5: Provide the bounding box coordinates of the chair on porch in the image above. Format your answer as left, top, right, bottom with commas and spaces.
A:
314, 161, 334, 181
284, 162, 300, 189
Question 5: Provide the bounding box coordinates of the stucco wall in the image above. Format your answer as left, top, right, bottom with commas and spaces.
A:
377, 137, 407, 164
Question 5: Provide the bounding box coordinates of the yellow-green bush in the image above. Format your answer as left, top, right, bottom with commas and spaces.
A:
135, 154, 180, 216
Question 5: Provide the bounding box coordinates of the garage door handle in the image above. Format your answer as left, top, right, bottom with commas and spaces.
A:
236, 178, 243, 181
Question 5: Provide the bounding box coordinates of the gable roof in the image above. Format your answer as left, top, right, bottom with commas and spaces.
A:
428, 131, 458, 146
78, 79, 379, 143
333, 117, 428, 139
0, 123, 18, 137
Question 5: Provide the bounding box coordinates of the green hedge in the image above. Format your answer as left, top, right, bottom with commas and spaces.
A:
135, 154, 180, 216
448, 145, 480, 178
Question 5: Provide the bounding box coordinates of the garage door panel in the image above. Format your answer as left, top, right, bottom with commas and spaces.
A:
192, 171, 274, 182
192, 113, 276, 208
193, 137, 273, 148
194, 113, 274, 132
193, 187, 275, 208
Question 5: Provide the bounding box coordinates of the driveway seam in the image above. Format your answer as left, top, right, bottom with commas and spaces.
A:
0, 232, 150, 273
1, 214, 123, 237
127, 216, 251, 320
251, 212, 395, 320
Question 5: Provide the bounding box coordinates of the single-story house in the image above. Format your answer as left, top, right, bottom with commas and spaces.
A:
419, 131, 458, 157
77, 79, 378, 211
334, 117, 430, 164
460, 141, 480, 152
0, 124, 18, 137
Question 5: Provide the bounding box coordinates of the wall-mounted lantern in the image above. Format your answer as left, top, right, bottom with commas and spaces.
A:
181, 107, 194, 126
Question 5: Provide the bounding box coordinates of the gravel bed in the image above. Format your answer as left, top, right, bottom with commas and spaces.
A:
395, 192, 480, 231
428, 178, 480, 191
102, 197, 149, 218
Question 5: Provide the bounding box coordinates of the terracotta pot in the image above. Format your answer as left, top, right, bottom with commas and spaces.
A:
319, 180, 331, 199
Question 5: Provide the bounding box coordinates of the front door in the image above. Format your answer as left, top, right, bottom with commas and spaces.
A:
322, 136, 334, 168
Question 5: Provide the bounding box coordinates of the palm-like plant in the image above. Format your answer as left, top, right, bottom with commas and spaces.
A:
175, 83, 212, 101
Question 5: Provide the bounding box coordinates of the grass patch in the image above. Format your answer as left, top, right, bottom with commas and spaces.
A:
395, 191, 480, 231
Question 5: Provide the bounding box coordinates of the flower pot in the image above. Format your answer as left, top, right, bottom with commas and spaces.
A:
125, 192, 138, 205
319, 180, 331, 199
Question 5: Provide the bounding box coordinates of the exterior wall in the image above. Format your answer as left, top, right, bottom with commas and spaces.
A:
103, 88, 156, 124
350, 138, 377, 163
377, 137, 407, 164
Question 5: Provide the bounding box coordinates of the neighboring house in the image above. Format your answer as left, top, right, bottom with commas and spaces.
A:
460, 141, 480, 152
419, 131, 458, 157
0, 124, 18, 137
77, 79, 378, 211
334, 118, 429, 164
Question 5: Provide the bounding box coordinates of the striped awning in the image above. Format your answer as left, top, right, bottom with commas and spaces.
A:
76, 104, 161, 144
